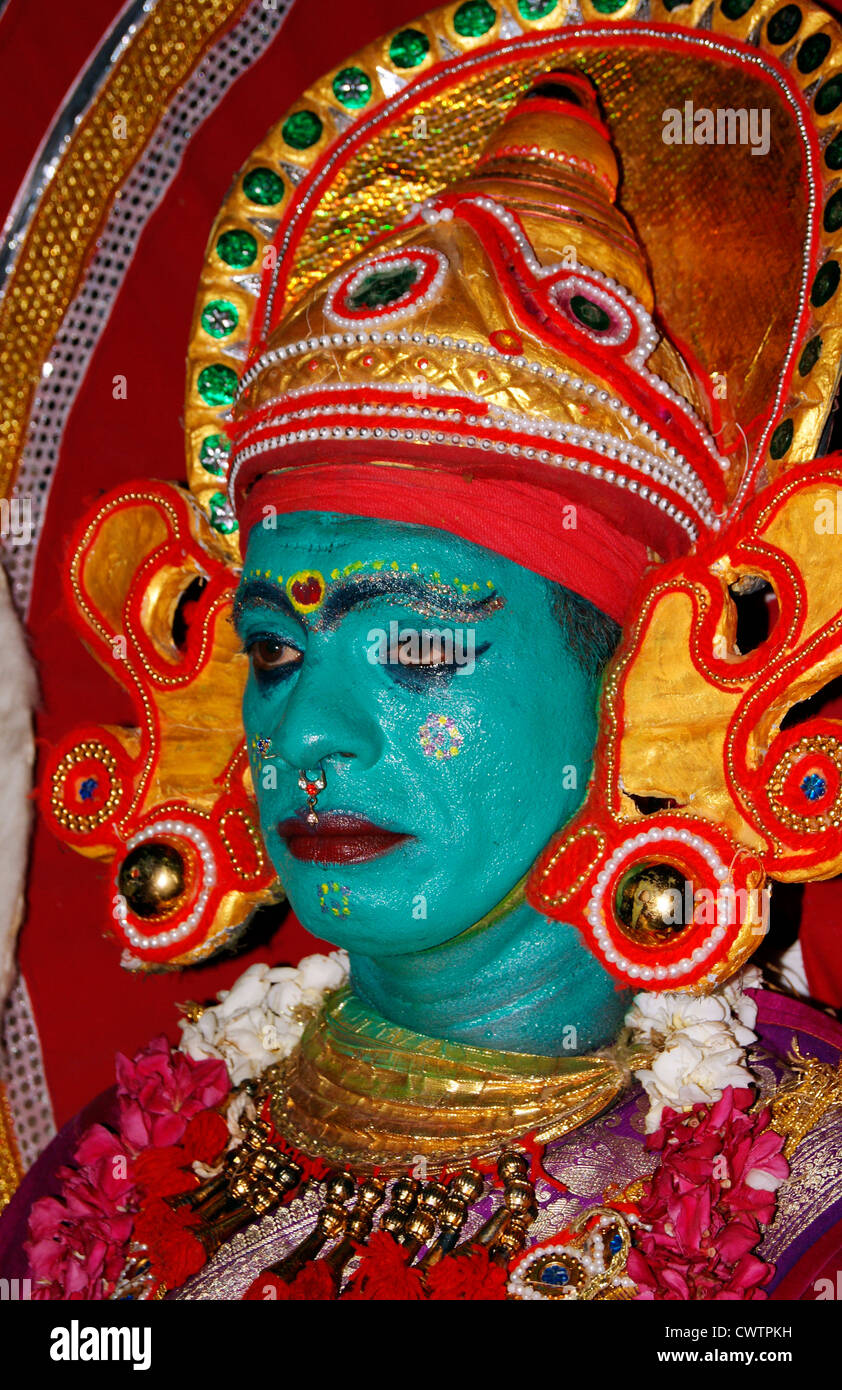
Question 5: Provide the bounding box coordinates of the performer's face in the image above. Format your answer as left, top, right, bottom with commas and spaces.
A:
235, 512, 600, 956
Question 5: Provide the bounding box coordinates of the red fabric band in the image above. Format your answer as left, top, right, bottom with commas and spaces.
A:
238, 465, 650, 624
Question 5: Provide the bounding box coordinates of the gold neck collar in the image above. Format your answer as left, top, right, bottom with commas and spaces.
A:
268, 985, 642, 1175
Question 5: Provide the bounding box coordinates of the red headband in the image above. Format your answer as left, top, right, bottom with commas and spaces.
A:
238, 465, 650, 625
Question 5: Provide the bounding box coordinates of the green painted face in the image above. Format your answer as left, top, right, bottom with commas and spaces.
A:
235, 511, 600, 959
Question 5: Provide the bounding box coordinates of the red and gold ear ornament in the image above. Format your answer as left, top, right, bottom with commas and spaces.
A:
527, 462, 842, 994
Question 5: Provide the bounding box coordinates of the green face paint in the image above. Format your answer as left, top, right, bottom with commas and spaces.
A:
236, 510, 629, 1054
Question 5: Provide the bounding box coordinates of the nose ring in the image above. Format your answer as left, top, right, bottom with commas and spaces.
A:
298, 767, 326, 826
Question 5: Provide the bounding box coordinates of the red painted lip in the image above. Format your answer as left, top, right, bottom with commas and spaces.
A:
277, 812, 411, 865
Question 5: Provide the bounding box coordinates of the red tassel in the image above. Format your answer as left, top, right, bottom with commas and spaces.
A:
426, 1245, 509, 1300
341, 1231, 426, 1300
241, 1261, 336, 1300
243, 1271, 289, 1301
286, 1261, 336, 1300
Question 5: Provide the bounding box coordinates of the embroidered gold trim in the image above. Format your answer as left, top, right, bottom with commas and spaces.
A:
0, 0, 253, 499
0, 1079, 24, 1214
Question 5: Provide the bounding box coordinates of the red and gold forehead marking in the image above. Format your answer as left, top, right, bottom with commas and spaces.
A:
286, 569, 326, 613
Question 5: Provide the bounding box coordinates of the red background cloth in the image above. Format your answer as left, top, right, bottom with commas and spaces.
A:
3, 0, 842, 1131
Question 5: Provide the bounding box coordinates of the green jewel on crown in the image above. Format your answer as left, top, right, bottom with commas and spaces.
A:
347, 264, 419, 311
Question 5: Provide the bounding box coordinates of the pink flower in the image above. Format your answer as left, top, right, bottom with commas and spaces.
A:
630, 1086, 788, 1301
72, 1124, 135, 1206
26, 1034, 230, 1299
115, 1035, 230, 1152
26, 1170, 134, 1300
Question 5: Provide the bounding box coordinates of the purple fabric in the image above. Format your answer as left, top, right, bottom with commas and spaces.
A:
752, 991, 842, 1293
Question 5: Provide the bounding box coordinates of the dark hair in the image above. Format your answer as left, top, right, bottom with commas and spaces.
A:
551, 581, 622, 683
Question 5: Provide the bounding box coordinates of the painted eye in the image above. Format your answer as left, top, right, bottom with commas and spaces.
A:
396, 646, 452, 667
249, 637, 301, 672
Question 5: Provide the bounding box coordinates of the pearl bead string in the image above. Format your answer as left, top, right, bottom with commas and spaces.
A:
507, 1211, 638, 1301
233, 376, 713, 506
112, 819, 218, 952
230, 418, 702, 542
237, 323, 724, 499
586, 826, 733, 983
229, 384, 714, 538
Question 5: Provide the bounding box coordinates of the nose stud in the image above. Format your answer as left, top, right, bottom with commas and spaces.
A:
298, 767, 326, 826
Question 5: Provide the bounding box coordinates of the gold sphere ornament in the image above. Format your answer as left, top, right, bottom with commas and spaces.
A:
614, 862, 692, 944
117, 842, 186, 919
324, 1170, 356, 1204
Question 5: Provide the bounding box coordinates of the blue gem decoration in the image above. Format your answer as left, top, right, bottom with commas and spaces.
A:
78, 777, 98, 802
801, 772, 827, 802
540, 1262, 570, 1286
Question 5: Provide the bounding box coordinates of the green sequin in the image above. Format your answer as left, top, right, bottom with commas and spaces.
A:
389, 28, 430, 66
766, 4, 801, 44
282, 110, 323, 150
590, 0, 628, 12
826, 132, 842, 170
720, 0, 754, 19
811, 260, 840, 307
796, 32, 831, 73
209, 492, 239, 534
201, 299, 239, 338
216, 229, 257, 269
570, 295, 611, 332
332, 67, 372, 109
197, 365, 238, 407
242, 167, 285, 206
769, 419, 794, 459
816, 76, 842, 117
200, 434, 231, 476
798, 336, 822, 376
517, 0, 557, 17
824, 190, 842, 233
348, 264, 418, 310
453, 1, 496, 37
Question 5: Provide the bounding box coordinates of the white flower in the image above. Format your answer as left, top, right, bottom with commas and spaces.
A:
178, 949, 349, 1086
626, 989, 735, 1041
634, 1020, 756, 1133
721, 964, 761, 1038
626, 967, 762, 1131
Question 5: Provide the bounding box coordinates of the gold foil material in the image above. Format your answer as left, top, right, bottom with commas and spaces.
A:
0, 0, 254, 502
270, 985, 644, 1174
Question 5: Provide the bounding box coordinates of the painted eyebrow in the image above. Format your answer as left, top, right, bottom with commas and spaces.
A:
231, 571, 507, 634
317, 572, 505, 628
231, 578, 303, 634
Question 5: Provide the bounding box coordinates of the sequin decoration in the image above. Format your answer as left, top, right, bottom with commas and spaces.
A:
418, 713, 464, 759
801, 772, 827, 801
319, 880, 351, 916
768, 736, 842, 831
